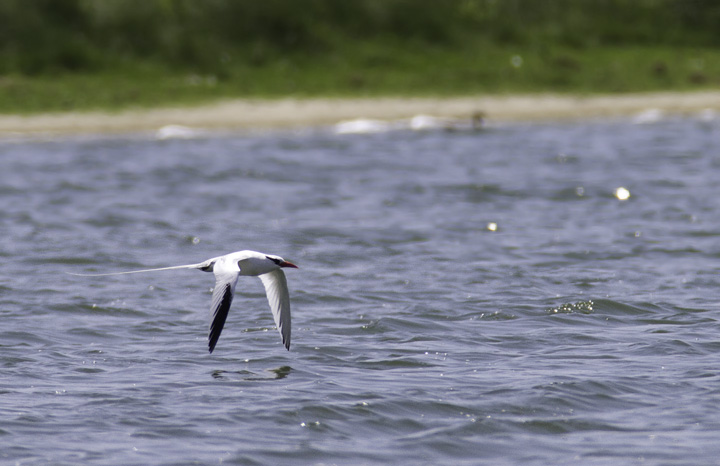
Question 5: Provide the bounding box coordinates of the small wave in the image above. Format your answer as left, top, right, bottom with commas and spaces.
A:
334, 113, 485, 134
547, 300, 594, 315
592, 299, 662, 316
631, 108, 664, 124
697, 108, 717, 122
547, 299, 668, 318
155, 125, 206, 140
333, 118, 400, 134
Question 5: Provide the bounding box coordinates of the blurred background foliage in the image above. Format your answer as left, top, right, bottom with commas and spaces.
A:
1, 0, 719, 111
3, 0, 720, 74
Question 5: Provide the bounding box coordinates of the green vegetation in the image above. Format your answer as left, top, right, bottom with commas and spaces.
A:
1, 0, 720, 113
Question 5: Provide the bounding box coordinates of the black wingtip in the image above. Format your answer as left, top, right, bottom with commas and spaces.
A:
207, 283, 233, 355
208, 332, 220, 354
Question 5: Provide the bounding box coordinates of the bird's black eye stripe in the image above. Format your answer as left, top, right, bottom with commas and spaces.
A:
266, 256, 281, 265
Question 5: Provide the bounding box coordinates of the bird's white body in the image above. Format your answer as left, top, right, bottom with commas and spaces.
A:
69, 250, 298, 353
224, 250, 283, 276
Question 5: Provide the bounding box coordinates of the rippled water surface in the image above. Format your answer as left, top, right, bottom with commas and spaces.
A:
2, 116, 720, 465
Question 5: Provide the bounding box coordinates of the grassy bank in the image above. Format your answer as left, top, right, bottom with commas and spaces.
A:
1, 0, 720, 114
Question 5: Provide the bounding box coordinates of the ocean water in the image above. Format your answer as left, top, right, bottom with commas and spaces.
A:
1, 114, 720, 465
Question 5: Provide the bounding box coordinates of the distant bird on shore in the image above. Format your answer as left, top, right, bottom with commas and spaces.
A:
68, 250, 298, 353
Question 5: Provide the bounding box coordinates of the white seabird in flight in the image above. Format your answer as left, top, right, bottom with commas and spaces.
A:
69, 250, 298, 353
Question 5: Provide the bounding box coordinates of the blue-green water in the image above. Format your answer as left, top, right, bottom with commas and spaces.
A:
1, 116, 720, 465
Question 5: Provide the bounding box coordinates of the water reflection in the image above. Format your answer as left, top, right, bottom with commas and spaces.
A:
211, 365, 293, 381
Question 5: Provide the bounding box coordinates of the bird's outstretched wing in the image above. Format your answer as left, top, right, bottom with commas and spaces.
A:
259, 269, 291, 350
66, 258, 216, 277
208, 271, 239, 353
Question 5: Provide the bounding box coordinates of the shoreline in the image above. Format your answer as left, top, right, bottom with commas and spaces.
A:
1, 91, 720, 136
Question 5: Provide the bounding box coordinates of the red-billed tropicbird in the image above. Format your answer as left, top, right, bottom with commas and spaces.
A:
69, 250, 298, 353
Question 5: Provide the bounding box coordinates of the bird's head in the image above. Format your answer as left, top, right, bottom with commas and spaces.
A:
266, 255, 299, 269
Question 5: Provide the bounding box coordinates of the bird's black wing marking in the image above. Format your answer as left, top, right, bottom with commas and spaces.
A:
208, 283, 233, 353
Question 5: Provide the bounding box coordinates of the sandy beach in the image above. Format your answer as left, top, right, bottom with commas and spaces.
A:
1, 91, 720, 136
